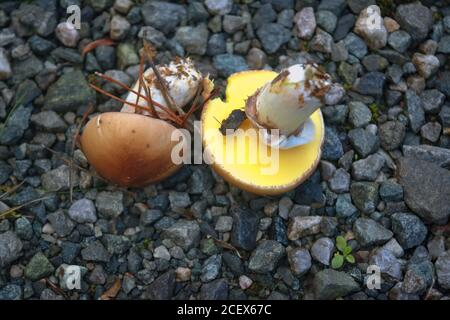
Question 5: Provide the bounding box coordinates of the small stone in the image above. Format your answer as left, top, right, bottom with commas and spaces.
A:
246, 47, 267, 69
25, 252, 54, 281
412, 53, 439, 79
354, 217, 393, 247
154, 245, 171, 261
287, 216, 322, 240
316, 10, 337, 34
278, 9, 294, 28
176, 267, 191, 282
0, 105, 32, 146
201, 254, 222, 282
369, 248, 402, 280
141, 1, 186, 35
347, 0, 376, 14
378, 121, 406, 151
238, 275, 253, 290
207, 33, 226, 56
288, 247, 311, 276
322, 126, 344, 161
0, 284, 22, 300
215, 216, 233, 232
354, 5, 387, 50
200, 279, 228, 300
338, 63, 357, 86
380, 180, 403, 202
31, 111, 67, 133
114, 0, 133, 14
44, 70, 96, 113
381, 238, 405, 258
81, 240, 110, 262
163, 220, 200, 251
354, 72, 385, 97
0, 48, 12, 80
351, 153, 385, 181
388, 30, 411, 53
294, 7, 316, 39
311, 237, 334, 266
344, 33, 368, 59
427, 236, 445, 260
331, 41, 349, 62
15, 217, 33, 240
138, 26, 166, 49
205, 0, 233, 15
320, 161, 336, 181
256, 23, 291, 54
329, 168, 350, 193
294, 173, 326, 207
437, 36, 450, 54
348, 128, 379, 158
248, 240, 285, 273
335, 194, 358, 218
350, 182, 379, 214
420, 122, 441, 143
384, 17, 400, 33
95, 191, 123, 218
230, 206, 259, 251
391, 213, 427, 250
146, 270, 176, 300
397, 157, 450, 224
140, 209, 162, 226
174, 24, 209, 56
310, 28, 333, 54
313, 269, 360, 300
0, 231, 23, 267
68, 199, 97, 224
47, 210, 75, 237
348, 101, 372, 128
420, 89, 445, 114
435, 251, 450, 289
402, 145, 450, 168
55, 22, 79, 47
253, 4, 277, 29
362, 54, 389, 72
110, 15, 130, 40
41, 165, 78, 192
169, 191, 191, 208
223, 15, 247, 34
213, 54, 248, 78
395, 2, 433, 43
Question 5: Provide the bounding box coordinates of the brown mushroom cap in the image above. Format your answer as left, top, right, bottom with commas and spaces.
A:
80, 112, 186, 187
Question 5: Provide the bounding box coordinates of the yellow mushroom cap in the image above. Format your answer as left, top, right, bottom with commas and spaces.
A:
80, 112, 186, 187
201, 70, 325, 196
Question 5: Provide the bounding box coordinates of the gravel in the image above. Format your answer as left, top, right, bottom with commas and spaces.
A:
353, 217, 393, 247
0, 0, 448, 301
248, 240, 285, 273
391, 213, 428, 250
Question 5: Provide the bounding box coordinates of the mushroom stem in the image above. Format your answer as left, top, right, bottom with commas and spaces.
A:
246, 64, 333, 137
143, 41, 184, 115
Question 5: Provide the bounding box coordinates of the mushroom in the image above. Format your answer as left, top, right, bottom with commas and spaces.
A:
80, 56, 207, 188
201, 65, 340, 195
80, 112, 186, 187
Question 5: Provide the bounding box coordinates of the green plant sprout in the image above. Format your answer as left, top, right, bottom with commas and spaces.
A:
331, 236, 355, 269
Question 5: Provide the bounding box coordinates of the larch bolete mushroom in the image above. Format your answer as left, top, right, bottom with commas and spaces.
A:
80, 57, 201, 187
201, 65, 340, 196
80, 112, 186, 187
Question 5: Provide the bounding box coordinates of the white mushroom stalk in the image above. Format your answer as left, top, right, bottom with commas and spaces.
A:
122, 57, 203, 116
245, 64, 340, 149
